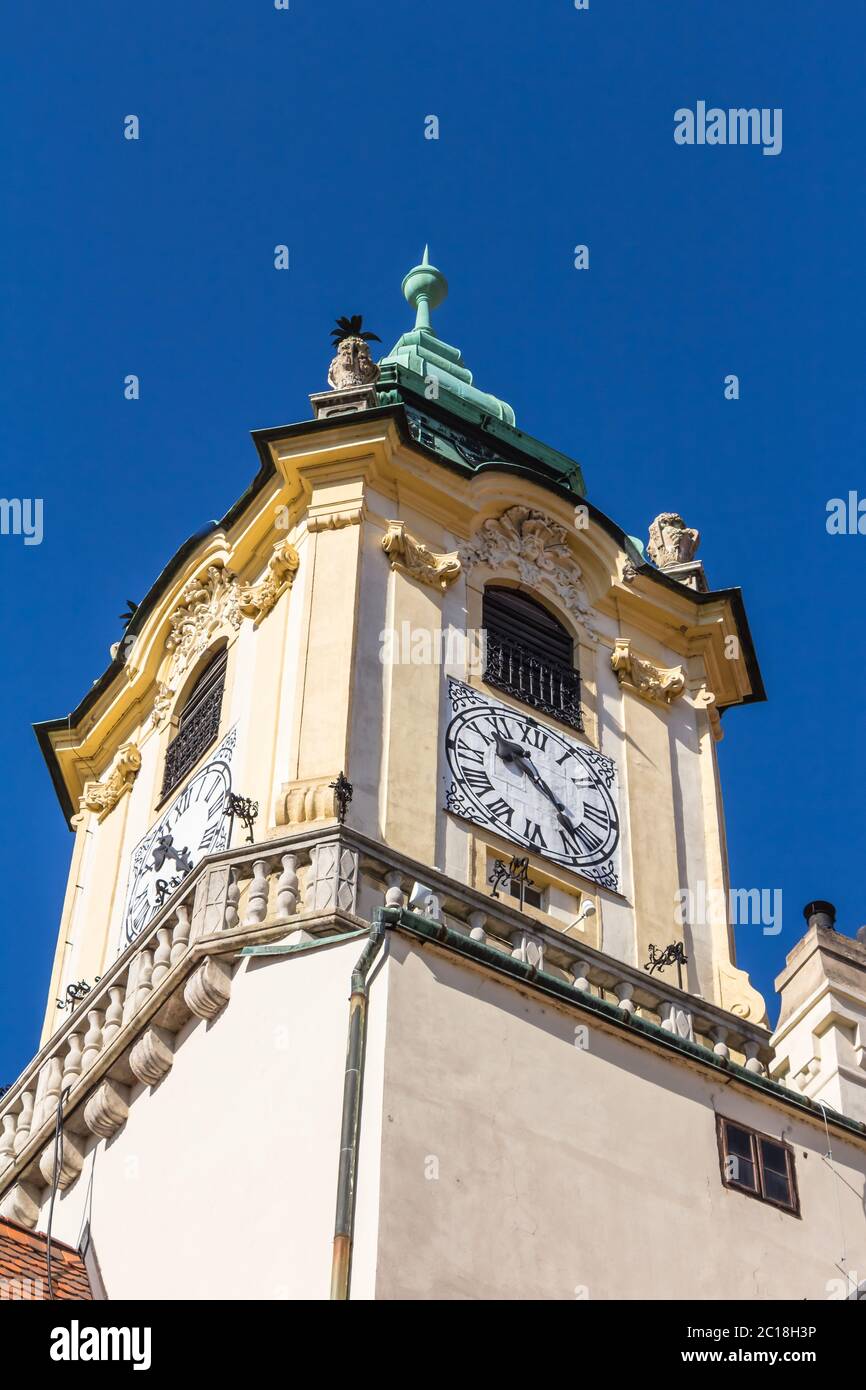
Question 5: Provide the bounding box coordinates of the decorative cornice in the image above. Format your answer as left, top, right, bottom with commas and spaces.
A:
381, 520, 461, 590
237, 539, 300, 629
459, 505, 595, 634
81, 743, 141, 821
611, 638, 685, 706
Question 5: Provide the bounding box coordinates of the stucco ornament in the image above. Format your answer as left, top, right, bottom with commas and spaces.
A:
460, 506, 595, 634
611, 638, 685, 706
152, 563, 241, 727
647, 513, 700, 570
81, 743, 142, 821
238, 539, 300, 627
382, 520, 461, 590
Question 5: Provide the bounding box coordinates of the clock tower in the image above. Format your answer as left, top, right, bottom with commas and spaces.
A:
15, 252, 862, 1308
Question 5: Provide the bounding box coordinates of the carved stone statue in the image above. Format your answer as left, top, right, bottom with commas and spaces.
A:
327, 316, 381, 390
647, 513, 700, 570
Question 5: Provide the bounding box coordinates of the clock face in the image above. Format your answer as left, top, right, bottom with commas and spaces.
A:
121, 729, 237, 947
444, 680, 621, 891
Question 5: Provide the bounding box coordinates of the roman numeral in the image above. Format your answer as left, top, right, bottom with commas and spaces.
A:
458, 744, 486, 766
559, 822, 602, 858
199, 823, 221, 851
555, 750, 574, 767
206, 779, 226, 806
478, 714, 516, 745
583, 803, 609, 829
174, 787, 192, 817
463, 767, 494, 795
523, 819, 547, 849
517, 721, 548, 751
485, 797, 515, 826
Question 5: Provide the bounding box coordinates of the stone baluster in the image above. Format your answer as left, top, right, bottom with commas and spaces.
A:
151, 927, 173, 988
468, 910, 487, 942
225, 868, 241, 930
614, 982, 636, 1016
35, 1056, 62, 1130
61, 1031, 84, 1093
13, 1092, 34, 1156
742, 1040, 765, 1075
709, 1026, 729, 1060
170, 904, 192, 964
384, 871, 405, 909
275, 853, 299, 921
244, 860, 270, 925
82, 1009, 104, 1071
570, 960, 593, 994
134, 947, 155, 1014
102, 985, 125, 1047
0, 1111, 17, 1172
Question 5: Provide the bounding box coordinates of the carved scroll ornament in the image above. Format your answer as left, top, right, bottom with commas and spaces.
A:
460, 506, 595, 633
382, 521, 461, 590
611, 639, 685, 706
82, 743, 142, 821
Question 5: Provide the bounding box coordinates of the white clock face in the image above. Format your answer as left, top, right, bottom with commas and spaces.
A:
121, 729, 237, 947
444, 680, 620, 891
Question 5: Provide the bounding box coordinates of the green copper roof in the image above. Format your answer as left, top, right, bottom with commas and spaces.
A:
379, 248, 516, 427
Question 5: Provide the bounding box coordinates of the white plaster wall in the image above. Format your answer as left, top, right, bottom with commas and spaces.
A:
374, 936, 866, 1301
39, 936, 386, 1300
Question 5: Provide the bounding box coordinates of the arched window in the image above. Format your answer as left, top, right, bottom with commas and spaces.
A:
482, 586, 582, 731
160, 646, 228, 800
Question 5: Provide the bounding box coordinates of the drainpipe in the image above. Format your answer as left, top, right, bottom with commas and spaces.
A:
330, 908, 394, 1300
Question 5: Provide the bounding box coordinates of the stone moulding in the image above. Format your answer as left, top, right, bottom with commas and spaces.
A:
459, 505, 596, 636
129, 1026, 174, 1087
611, 638, 685, 706
83, 1081, 130, 1139
184, 956, 232, 1020
307, 508, 364, 533
694, 685, 723, 742
275, 774, 341, 828
81, 743, 142, 821
237, 539, 300, 629
381, 520, 461, 590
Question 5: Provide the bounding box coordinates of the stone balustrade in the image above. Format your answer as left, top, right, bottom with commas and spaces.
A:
0, 824, 772, 1226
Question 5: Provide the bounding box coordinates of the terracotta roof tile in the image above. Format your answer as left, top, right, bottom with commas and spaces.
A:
0, 1218, 93, 1300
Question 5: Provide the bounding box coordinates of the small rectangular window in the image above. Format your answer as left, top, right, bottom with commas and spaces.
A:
717, 1117, 799, 1215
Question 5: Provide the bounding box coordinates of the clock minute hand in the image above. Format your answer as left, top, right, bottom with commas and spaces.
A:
493, 732, 579, 835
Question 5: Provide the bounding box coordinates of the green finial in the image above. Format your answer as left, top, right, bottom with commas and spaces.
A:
401, 246, 448, 330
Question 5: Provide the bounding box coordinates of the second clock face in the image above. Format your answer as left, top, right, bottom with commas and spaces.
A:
444, 680, 621, 891
121, 727, 237, 947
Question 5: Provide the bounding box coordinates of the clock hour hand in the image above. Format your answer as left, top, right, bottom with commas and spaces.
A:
493, 731, 579, 834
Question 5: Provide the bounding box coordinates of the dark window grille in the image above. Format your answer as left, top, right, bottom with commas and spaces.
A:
717, 1117, 799, 1215
160, 647, 227, 800
482, 587, 582, 731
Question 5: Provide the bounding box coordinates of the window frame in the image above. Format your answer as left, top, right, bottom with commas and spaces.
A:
716, 1115, 801, 1218
158, 645, 228, 805
481, 585, 583, 733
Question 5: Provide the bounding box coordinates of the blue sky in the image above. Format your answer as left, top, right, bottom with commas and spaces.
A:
1, 1, 864, 1081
